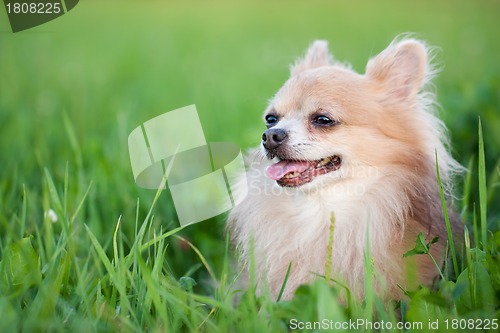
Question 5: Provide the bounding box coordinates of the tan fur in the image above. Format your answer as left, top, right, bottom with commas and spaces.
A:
227, 38, 463, 301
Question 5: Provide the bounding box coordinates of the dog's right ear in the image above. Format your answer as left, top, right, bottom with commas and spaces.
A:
290, 40, 332, 76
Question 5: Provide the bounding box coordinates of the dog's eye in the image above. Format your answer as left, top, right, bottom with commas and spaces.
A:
313, 115, 335, 126
265, 115, 278, 127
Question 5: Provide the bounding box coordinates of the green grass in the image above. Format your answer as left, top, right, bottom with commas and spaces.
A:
1, 0, 499, 332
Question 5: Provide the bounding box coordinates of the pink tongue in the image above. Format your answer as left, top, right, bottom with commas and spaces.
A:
266, 160, 315, 180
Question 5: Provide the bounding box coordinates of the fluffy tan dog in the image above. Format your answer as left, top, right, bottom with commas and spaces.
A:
227, 37, 463, 301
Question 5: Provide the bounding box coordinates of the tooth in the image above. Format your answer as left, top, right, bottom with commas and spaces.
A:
317, 157, 331, 167
283, 171, 300, 179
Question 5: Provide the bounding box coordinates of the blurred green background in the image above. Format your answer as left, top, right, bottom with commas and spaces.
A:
1, 0, 499, 290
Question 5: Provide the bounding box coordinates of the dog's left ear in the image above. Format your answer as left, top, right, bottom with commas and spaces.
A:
366, 39, 427, 100
290, 40, 332, 76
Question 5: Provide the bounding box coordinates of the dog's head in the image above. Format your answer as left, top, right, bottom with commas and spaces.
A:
262, 39, 430, 188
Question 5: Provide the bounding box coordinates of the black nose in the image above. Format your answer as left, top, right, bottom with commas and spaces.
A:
262, 128, 288, 150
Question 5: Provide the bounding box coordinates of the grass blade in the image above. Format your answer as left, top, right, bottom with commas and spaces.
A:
276, 262, 292, 302
435, 150, 459, 277
363, 224, 374, 321
20, 184, 27, 238
478, 118, 488, 250
325, 212, 335, 282
140, 225, 185, 252
472, 203, 479, 249
43, 168, 64, 218
464, 226, 476, 308
70, 181, 93, 224
84, 224, 134, 320
173, 235, 217, 283
461, 155, 474, 216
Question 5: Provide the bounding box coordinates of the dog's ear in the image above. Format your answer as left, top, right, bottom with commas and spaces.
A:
290, 40, 332, 76
366, 39, 428, 100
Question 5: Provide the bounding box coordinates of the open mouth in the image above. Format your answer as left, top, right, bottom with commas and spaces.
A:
265, 155, 342, 187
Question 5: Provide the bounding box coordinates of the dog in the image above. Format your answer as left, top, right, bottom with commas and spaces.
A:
227, 37, 463, 301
